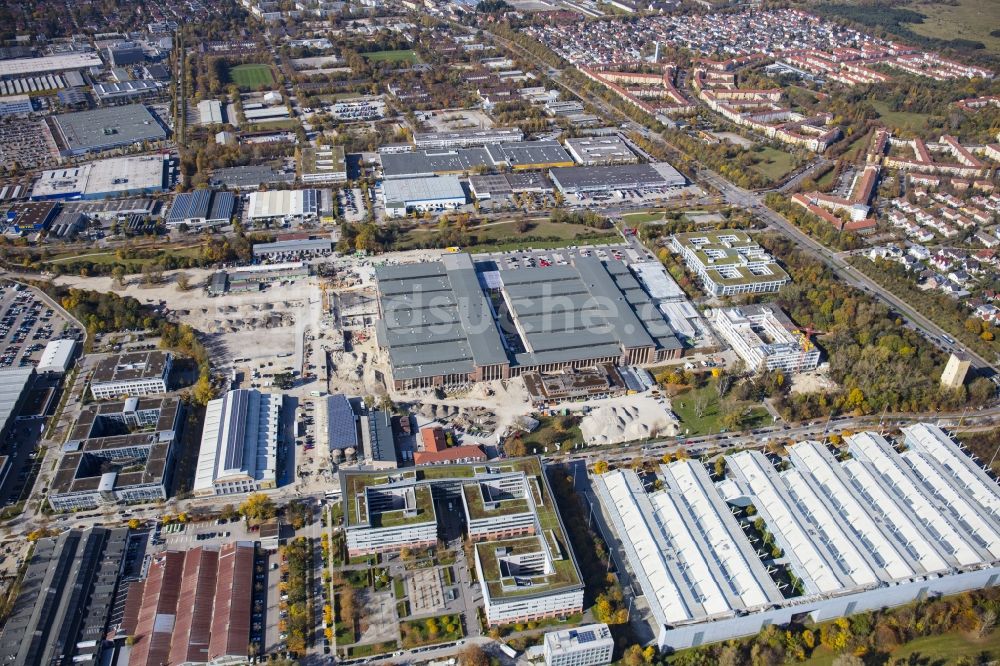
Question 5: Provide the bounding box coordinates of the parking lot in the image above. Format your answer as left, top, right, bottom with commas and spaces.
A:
474, 242, 656, 270
0, 282, 78, 369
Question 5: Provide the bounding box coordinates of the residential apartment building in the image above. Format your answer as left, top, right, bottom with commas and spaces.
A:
89, 350, 172, 400
544, 625, 614, 666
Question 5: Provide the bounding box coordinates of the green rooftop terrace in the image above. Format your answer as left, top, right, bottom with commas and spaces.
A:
462, 482, 532, 521
475, 534, 581, 600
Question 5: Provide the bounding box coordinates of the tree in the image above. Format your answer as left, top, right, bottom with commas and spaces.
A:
459, 645, 489, 666
175, 272, 191, 291
111, 265, 126, 287
240, 493, 277, 522
505, 438, 528, 457
193, 367, 217, 406
127, 519, 141, 530
592, 460, 609, 475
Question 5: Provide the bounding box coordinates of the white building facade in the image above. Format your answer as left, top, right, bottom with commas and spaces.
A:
193, 388, 283, 495
543, 625, 614, 666
711, 304, 820, 373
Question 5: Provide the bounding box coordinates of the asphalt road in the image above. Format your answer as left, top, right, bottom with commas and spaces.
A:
482, 27, 996, 374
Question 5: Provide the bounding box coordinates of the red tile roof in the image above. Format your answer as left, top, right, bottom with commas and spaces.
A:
413, 445, 486, 465
421, 427, 447, 453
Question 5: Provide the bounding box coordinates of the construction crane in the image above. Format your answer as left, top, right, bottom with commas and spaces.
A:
792, 325, 826, 371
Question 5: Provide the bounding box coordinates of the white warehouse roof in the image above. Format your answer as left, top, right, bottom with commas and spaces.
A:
595, 427, 1000, 641
37, 339, 76, 374
382, 175, 466, 205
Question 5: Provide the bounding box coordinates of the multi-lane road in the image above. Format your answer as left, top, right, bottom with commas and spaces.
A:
483, 26, 997, 374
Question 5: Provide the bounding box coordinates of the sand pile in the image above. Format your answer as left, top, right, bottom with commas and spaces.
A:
579, 394, 678, 445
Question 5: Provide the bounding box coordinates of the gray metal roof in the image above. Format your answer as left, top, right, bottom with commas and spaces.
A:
549, 163, 685, 193
0, 367, 34, 436
375, 252, 683, 383
52, 104, 167, 153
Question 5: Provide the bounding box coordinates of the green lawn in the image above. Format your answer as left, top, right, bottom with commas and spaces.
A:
395, 219, 618, 252
506, 414, 581, 454
749, 147, 797, 183
46, 246, 202, 267
671, 379, 770, 437
871, 100, 933, 133
904, 0, 1000, 55
622, 211, 667, 224
362, 50, 420, 64
229, 63, 275, 89
801, 629, 1000, 665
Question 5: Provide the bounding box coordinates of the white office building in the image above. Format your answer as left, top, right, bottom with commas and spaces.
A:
193, 388, 283, 495
711, 304, 819, 373
594, 425, 1000, 651
543, 625, 614, 666
36, 339, 76, 374
670, 231, 789, 296
89, 351, 171, 400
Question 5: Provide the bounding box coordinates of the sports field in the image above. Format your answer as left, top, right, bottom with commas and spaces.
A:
229, 63, 275, 88
362, 50, 420, 64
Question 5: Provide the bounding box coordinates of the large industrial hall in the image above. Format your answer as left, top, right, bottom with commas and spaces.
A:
593, 423, 1000, 651
373, 252, 684, 390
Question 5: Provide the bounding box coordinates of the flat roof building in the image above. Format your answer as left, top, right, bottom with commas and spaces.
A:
6, 201, 57, 232
50, 104, 167, 156
165, 189, 234, 227
365, 410, 398, 469
543, 624, 614, 666
382, 175, 467, 218
253, 236, 334, 260
197, 99, 224, 125
342, 458, 583, 626
382, 142, 573, 179
31, 155, 169, 201
412, 127, 523, 149
193, 388, 282, 496
0, 527, 128, 666
50, 397, 181, 511
209, 165, 294, 190
565, 136, 638, 165
670, 230, 790, 296
711, 304, 819, 373
247, 188, 323, 221
37, 338, 77, 374
549, 163, 685, 194
595, 425, 1000, 651
123, 542, 254, 666
90, 350, 172, 400
374, 253, 682, 390
0, 52, 103, 78
0, 366, 35, 443
300, 143, 347, 183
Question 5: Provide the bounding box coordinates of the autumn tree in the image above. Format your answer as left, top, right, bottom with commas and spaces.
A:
240, 493, 277, 522
459, 645, 489, 666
